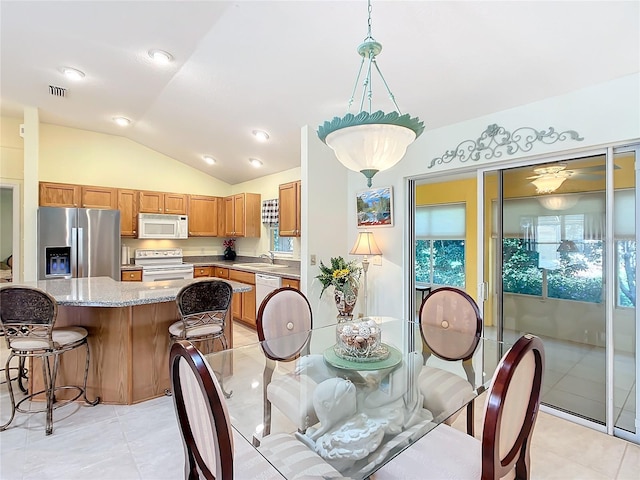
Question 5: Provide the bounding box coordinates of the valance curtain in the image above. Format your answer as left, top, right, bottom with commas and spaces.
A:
262, 199, 279, 226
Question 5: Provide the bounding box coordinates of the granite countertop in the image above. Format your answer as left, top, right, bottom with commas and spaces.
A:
4, 276, 252, 307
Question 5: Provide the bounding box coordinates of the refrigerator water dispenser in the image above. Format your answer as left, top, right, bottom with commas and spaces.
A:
45, 247, 71, 277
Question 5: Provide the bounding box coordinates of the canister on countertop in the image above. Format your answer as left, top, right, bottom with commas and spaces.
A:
121, 245, 130, 265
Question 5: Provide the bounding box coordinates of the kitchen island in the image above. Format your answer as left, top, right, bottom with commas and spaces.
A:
5, 276, 252, 405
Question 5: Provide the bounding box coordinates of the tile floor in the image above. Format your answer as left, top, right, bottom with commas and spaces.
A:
1, 321, 639, 480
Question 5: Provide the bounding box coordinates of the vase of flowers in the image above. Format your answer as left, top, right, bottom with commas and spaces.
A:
316, 256, 362, 320
223, 239, 236, 261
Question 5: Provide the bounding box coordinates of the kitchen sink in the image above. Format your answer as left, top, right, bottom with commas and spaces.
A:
232, 262, 288, 269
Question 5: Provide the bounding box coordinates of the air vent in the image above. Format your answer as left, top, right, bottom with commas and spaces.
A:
49, 85, 67, 97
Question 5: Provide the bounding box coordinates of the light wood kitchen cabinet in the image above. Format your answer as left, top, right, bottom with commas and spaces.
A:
278, 180, 301, 237
139, 191, 188, 214
228, 269, 256, 327
118, 189, 138, 237
39, 182, 81, 207
194, 266, 213, 278
81, 185, 117, 209
214, 267, 229, 279
40, 182, 117, 210
282, 277, 300, 290
164, 193, 188, 214
121, 269, 142, 282
223, 193, 261, 238
188, 195, 220, 237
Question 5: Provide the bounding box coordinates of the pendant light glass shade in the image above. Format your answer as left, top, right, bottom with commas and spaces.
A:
317, 1, 423, 187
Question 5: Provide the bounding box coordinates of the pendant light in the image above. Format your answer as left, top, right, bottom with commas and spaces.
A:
317, 0, 424, 187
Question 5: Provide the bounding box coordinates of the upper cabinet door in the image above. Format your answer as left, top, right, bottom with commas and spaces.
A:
39, 182, 81, 207
278, 180, 301, 237
139, 191, 164, 213
188, 195, 219, 236
118, 189, 138, 237
164, 193, 188, 215
81, 185, 117, 209
223, 193, 261, 237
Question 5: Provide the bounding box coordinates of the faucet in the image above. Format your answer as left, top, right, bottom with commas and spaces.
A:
259, 252, 275, 264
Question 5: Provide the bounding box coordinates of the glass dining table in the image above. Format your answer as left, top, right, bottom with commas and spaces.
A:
203, 317, 504, 479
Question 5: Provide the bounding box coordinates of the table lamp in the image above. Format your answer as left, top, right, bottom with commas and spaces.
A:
350, 231, 382, 317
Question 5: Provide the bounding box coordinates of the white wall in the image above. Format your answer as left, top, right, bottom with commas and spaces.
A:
304, 73, 640, 321
302, 126, 353, 327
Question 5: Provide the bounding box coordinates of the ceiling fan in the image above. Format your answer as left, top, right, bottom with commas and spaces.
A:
527, 163, 607, 193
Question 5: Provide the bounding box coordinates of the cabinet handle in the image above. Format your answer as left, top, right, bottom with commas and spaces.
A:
129, 273, 134, 278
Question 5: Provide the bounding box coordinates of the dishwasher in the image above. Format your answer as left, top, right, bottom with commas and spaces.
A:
255, 273, 282, 315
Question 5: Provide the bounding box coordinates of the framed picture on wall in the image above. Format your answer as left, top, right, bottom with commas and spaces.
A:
356, 186, 393, 227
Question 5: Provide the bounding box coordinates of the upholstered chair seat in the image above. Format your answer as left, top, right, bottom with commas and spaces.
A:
373, 334, 545, 480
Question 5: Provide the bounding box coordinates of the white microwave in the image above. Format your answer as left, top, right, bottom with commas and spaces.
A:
137, 213, 188, 239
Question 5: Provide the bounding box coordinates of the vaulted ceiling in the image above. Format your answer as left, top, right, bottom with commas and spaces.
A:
1, 1, 638, 185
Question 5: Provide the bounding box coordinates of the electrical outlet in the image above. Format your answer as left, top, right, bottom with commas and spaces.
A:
310, 254, 316, 266
372, 255, 382, 266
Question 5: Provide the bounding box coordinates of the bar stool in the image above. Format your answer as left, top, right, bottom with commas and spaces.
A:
0, 286, 100, 435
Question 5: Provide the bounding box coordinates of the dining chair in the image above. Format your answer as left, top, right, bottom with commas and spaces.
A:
0, 286, 100, 435
373, 334, 545, 480
169, 339, 344, 480
171, 279, 233, 398
417, 286, 482, 435
256, 286, 319, 437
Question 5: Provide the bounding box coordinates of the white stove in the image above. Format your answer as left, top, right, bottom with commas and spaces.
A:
134, 248, 194, 282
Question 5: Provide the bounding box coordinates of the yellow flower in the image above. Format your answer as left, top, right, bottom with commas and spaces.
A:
333, 269, 349, 280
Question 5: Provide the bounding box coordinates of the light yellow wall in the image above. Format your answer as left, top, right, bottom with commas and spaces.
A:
415, 177, 478, 302
39, 123, 231, 196
0, 117, 24, 180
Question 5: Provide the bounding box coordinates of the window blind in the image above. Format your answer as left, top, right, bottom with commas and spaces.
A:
415, 203, 466, 239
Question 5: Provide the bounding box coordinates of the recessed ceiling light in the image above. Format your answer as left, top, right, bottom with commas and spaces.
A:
252, 130, 269, 142
60, 67, 85, 80
249, 158, 263, 168
148, 49, 173, 64
113, 116, 131, 127
202, 155, 216, 165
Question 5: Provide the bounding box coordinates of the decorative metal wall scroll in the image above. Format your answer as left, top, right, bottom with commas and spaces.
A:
428, 124, 583, 169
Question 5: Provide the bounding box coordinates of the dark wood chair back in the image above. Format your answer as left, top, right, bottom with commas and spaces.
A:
419, 286, 482, 363
170, 340, 233, 480
482, 334, 545, 479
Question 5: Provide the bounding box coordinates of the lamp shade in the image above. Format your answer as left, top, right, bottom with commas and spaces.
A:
325, 123, 417, 174
350, 231, 382, 256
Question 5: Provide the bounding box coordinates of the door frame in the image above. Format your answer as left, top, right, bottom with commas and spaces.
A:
0, 182, 21, 283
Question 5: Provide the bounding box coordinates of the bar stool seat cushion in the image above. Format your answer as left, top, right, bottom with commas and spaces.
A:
9, 326, 88, 351
418, 365, 474, 423
267, 373, 319, 430
168, 320, 222, 339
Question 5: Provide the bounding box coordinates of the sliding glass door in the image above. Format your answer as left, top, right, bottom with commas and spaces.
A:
479, 146, 638, 442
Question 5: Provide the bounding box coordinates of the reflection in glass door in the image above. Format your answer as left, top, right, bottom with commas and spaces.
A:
481, 149, 637, 441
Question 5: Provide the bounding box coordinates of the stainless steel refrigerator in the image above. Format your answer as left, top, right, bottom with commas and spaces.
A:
38, 207, 120, 280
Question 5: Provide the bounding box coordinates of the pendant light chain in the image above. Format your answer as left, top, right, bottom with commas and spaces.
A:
346, 0, 403, 115
366, 0, 373, 41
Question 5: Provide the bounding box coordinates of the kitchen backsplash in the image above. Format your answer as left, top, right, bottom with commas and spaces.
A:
121, 236, 301, 261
